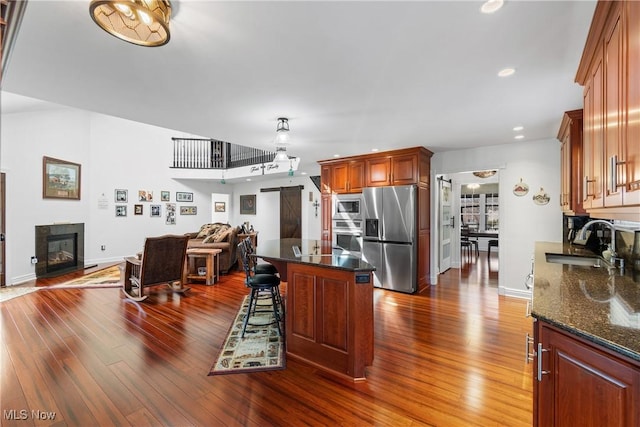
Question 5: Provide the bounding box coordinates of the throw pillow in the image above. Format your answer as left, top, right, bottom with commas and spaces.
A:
202, 233, 218, 244
213, 226, 233, 243
196, 223, 215, 239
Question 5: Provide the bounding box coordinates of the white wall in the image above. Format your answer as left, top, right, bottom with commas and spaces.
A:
230, 176, 322, 244
211, 193, 230, 223
432, 139, 563, 298
1, 104, 232, 284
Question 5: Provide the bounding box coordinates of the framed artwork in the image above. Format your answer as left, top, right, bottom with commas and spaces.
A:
161, 191, 170, 201
165, 203, 176, 225
214, 202, 226, 212
115, 205, 127, 217
150, 204, 161, 217
134, 204, 143, 215
115, 189, 128, 202
176, 191, 193, 202
42, 156, 81, 200
180, 206, 197, 215
240, 194, 256, 215
138, 190, 153, 202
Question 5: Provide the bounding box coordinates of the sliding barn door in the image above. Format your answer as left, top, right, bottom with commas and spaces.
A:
280, 186, 302, 239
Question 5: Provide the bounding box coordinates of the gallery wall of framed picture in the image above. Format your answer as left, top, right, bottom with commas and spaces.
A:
110, 189, 199, 223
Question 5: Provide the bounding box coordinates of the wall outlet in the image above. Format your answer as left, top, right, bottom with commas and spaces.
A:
101, 245, 106, 251
30, 256, 38, 264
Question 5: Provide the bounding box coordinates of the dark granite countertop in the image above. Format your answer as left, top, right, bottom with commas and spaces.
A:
532, 241, 640, 362
255, 238, 376, 272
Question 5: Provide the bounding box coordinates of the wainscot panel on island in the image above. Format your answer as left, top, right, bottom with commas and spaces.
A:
255, 238, 375, 382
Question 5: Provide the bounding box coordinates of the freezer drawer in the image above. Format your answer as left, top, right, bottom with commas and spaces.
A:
383, 243, 416, 293
362, 240, 383, 288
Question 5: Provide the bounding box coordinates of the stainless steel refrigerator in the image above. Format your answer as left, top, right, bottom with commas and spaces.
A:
362, 185, 417, 293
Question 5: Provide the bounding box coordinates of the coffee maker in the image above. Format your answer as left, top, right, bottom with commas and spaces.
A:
564, 215, 589, 244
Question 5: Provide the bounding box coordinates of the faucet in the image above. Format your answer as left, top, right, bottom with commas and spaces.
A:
579, 220, 631, 271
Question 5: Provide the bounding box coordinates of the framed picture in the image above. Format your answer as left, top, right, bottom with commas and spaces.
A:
138, 190, 153, 202
214, 201, 226, 212
240, 194, 256, 215
161, 191, 170, 201
180, 206, 197, 215
176, 192, 193, 202
150, 204, 161, 217
165, 203, 176, 225
115, 189, 128, 202
115, 205, 127, 217
134, 204, 143, 215
42, 156, 81, 200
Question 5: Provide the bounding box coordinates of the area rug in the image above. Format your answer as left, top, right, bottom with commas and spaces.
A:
0, 286, 38, 303
44, 265, 122, 289
209, 295, 285, 375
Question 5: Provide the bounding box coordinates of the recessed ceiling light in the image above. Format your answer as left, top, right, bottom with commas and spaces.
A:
481, 0, 504, 14
333, 154, 340, 158
301, 172, 307, 175
514, 135, 525, 140
498, 68, 515, 77
371, 148, 379, 152
246, 178, 252, 181
513, 125, 524, 131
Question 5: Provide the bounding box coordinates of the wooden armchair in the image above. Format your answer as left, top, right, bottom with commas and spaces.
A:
123, 234, 190, 301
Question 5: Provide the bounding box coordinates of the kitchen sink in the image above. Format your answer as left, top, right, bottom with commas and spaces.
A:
545, 253, 607, 268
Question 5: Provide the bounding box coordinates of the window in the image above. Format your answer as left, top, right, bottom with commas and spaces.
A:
460, 193, 499, 232
460, 194, 480, 227
485, 193, 499, 231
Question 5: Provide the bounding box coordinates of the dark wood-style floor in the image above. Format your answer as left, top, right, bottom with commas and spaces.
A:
1, 252, 532, 426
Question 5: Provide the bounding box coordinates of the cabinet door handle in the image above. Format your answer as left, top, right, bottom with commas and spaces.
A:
536, 342, 550, 381
525, 333, 535, 364
609, 155, 627, 194
584, 176, 595, 200
525, 299, 532, 317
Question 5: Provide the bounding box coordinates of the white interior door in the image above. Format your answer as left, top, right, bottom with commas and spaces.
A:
438, 178, 453, 272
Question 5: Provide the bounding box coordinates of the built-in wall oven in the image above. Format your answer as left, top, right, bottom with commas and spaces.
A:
332, 194, 363, 254
332, 218, 363, 255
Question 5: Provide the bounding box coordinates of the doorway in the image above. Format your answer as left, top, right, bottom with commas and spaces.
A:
280, 186, 302, 239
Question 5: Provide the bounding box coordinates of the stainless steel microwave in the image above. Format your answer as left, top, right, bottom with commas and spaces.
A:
333, 195, 362, 219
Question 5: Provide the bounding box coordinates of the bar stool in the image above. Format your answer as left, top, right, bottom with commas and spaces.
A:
237, 240, 283, 338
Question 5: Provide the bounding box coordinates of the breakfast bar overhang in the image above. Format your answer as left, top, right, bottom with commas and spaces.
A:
255, 239, 376, 382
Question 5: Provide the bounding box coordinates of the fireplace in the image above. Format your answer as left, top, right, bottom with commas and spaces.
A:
35, 223, 85, 277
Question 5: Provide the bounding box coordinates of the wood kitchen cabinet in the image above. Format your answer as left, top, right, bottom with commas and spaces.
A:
331, 160, 364, 194
557, 109, 586, 215
318, 146, 433, 291
533, 320, 640, 427
576, 0, 640, 220
365, 153, 418, 187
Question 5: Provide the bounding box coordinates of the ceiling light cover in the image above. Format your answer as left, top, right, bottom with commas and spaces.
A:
473, 170, 497, 178
481, 0, 504, 14
89, 0, 171, 47
275, 117, 290, 145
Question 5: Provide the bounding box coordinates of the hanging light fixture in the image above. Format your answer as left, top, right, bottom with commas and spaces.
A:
89, 0, 172, 47
275, 117, 290, 145
273, 117, 291, 162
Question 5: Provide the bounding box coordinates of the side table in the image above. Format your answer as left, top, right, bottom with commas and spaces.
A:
183, 248, 222, 286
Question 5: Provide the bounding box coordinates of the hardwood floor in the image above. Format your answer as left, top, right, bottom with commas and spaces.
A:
1, 253, 532, 426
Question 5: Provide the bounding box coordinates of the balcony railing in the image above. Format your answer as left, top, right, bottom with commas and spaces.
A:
171, 138, 280, 169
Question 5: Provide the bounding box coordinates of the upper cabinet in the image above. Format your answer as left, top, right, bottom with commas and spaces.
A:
557, 109, 586, 215
576, 1, 640, 220
319, 147, 431, 195
331, 160, 365, 194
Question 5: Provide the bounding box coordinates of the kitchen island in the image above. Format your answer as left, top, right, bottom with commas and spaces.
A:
531, 241, 640, 426
255, 238, 376, 382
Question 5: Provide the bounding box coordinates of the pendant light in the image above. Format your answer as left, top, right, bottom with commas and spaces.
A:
89, 0, 172, 47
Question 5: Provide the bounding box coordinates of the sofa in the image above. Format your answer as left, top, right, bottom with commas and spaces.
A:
185, 223, 241, 274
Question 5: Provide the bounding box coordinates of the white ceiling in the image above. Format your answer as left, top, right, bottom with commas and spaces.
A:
1, 0, 596, 176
